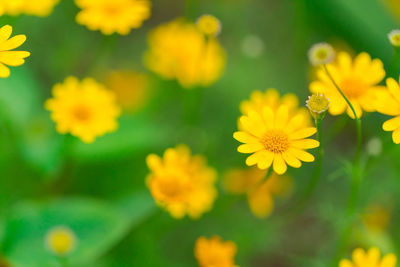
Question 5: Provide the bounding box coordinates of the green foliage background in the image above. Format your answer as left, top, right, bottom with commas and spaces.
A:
0, 0, 399, 266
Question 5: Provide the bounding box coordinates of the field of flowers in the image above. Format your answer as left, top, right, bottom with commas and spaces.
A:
1, 0, 400, 266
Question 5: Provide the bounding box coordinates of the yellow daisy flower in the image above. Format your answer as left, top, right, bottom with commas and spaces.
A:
233, 104, 319, 175
145, 18, 226, 89
45, 76, 121, 143
75, 0, 151, 35
196, 14, 221, 36
105, 70, 150, 113
339, 247, 397, 267
310, 51, 386, 118
146, 145, 217, 219
194, 236, 237, 267
376, 77, 400, 144
45, 226, 77, 256
0, 25, 30, 78
0, 0, 59, 17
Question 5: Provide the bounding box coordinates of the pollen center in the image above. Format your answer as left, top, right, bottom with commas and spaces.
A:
315, 49, 328, 60
261, 130, 290, 153
158, 177, 187, 201
307, 94, 329, 113
340, 78, 365, 98
72, 105, 91, 122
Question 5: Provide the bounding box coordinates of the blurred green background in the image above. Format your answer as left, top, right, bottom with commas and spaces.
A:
0, 0, 400, 266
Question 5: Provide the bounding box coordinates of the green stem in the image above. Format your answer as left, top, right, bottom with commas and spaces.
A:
323, 65, 363, 265
390, 47, 400, 78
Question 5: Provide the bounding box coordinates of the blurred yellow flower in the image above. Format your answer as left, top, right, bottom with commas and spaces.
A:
0, 25, 30, 78
224, 168, 293, 218
339, 247, 397, 267
105, 70, 150, 113
306, 93, 330, 120
75, 0, 151, 35
233, 104, 319, 174
45, 76, 121, 143
146, 145, 217, 219
194, 236, 237, 267
45, 226, 77, 256
310, 51, 386, 118
196, 14, 221, 36
0, 0, 59, 17
145, 18, 226, 89
308, 42, 335, 66
362, 204, 391, 233
376, 77, 400, 144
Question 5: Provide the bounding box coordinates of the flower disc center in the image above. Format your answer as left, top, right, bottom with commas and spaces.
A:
261, 130, 289, 153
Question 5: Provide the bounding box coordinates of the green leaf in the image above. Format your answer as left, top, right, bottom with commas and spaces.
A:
2, 192, 155, 267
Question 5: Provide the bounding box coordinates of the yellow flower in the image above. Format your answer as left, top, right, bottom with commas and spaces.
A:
376, 77, 400, 144
45, 76, 121, 143
146, 145, 217, 219
0, 0, 59, 17
45, 226, 77, 256
233, 104, 319, 175
306, 93, 330, 120
310, 51, 386, 118
308, 42, 335, 66
388, 30, 400, 47
0, 25, 30, 78
145, 18, 226, 89
194, 236, 237, 267
75, 0, 151, 35
362, 204, 391, 233
339, 247, 397, 267
105, 70, 150, 113
222, 167, 265, 194
196, 14, 221, 36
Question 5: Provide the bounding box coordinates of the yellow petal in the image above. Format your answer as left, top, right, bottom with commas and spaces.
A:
382, 116, 400, 132
367, 247, 380, 266
392, 129, 400, 144
380, 253, 397, 267
352, 248, 366, 265
0, 25, 12, 43
338, 259, 354, 267
337, 52, 352, 77
346, 101, 363, 119
0, 51, 30, 66
238, 143, 264, 153
240, 115, 265, 138
387, 77, 400, 103
282, 152, 301, 168
257, 151, 274, 170
275, 105, 289, 129
146, 154, 162, 171
291, 139, 320, 149
272, 154, 287, 174
262, 106, 274, 129
288, 148, 315, 162
289, 127, 317, 140
0, 63, 10, 78
0, 34, 26, 51
285, 113, 305, 133
233, 131, 259, 143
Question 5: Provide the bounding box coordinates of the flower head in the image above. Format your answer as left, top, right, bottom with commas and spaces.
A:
375, 77, 400, 144
45, 76, 121, 143
306, 93, 330, 120
308, 42, 334, 66
388, 29, 400, 47
196, 14, 221, 36
194, 236, 237, 267
75, 0, 151, 35
0, 0, 59, 17
146, 145, 217, 219
310, 51, 386, 118
339, 247, 397, 267
145, 18, 226, 89
45, 226, 77, 256
234, 104, 319, 175
0, 25, 30, 78
105, 70, 150, 113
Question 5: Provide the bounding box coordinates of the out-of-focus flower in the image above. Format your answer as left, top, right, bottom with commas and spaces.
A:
362, 204, 391, 233
222, 167, 265, 194
388, 29, 400, 47
105, 70, 150, 113
0, 0, 59, 17
75, 0, 151, 35
196, 14, 221, 36
241, 34, 264, 58
194, 236, 237, 267
376, 77, 400, 144
306, 93, 330, 120
339, 247, 396, 267
366, 137, 383, 156
45, 226, 77, 256
146, 145, 217, 219
233, 104, 319, 174
145, 18, 226, 89
310, 51, 386, 119
308, 43, 335, 66
45, 76, 121, 143
0, 25, 30, 78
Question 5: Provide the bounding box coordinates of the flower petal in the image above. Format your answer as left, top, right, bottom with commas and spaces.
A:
288, 148, 315, 162
291, 139, 320, 149
382, 116, 400, 132
272, 154, 287, 174
257, 151, 274, 170
282, 152, 301, 168
238, 143, 264, 153
233, 131, 259, 143
289, 127, 317, 140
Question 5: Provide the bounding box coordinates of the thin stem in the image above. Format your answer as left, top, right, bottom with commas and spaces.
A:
323, 65, 363, 265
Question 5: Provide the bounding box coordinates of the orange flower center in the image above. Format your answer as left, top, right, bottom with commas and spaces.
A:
72, 105, 91, 122
156, 176, 188, 201
103, 5, 120, 16
340, 77, 365, 99
261, 130, 289, 153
